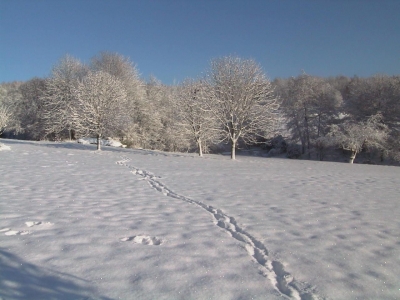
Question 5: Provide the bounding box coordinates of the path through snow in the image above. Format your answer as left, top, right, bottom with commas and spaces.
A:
116, 156, 322, 300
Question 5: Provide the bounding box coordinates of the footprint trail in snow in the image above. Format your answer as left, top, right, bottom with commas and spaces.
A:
1, 228, 29, 236
1, 221, 53, 236
120, 235, 163, 245
116, 156, 324, 300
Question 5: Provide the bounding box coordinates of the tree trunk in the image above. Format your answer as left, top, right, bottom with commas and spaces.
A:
197, 139, 203, 157
69, 129, 75, 141
97, 134, 101, 151
349, 150, 356, 164
231, 140, 236, 160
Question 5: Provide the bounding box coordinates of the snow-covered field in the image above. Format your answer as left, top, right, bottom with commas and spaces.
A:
1, 139, 399, 300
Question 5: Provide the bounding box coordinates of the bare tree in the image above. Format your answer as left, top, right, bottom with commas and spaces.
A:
328, 113, 388, 163
73, 71, 128, 150
175, 79, 217, 156
205, 56, 279, 159
41, 55, 87, 140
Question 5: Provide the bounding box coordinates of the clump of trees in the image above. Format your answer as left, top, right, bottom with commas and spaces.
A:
1, 52, 399, 164
277, 73, 342, 157
276, 73, 399, 164
328, 113, 389, 163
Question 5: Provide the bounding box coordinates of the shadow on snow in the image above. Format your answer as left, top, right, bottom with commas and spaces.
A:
0, 248, 111, 300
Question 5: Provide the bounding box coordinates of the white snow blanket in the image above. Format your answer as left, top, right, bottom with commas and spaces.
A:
0, 139, 399, 300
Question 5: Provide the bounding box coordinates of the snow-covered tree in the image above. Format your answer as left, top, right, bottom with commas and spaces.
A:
280, 74, 342, 157
0, 105, 12, 135
91, 52, 140, 84
0, 82, 23, 135
90, 52, 146, 142
205, 56, 279, 159
41, 55, 87, 140
345, 75, 400, 125
175, 79, 217, 156
343, 75, 400, 162
16, 78, 47, 139
132, 76, 164, 149
73, 71, 128, 150
328, 113, 388, 163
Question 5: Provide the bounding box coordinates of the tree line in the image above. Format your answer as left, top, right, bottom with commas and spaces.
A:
0, 52, 399, 164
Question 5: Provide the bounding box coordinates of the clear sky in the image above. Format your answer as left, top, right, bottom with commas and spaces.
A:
1, 0, 399, 84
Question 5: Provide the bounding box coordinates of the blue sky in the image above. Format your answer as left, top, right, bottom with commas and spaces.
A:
1, 0, 399, 84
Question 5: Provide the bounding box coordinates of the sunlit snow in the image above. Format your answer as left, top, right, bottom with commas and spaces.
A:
1, 139, 399, 300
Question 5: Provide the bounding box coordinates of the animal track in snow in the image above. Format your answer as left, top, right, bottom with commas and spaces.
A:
25, 221, 53, 228
120, 235, 163, 245
1, 221, 53, 236
1, 228, 29, 236
116, 156, 323, 300
25, 221, 42, 227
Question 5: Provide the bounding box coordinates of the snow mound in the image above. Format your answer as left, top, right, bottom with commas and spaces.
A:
77, 137, 126, 148
0, 143, 11, 151
25, 221, 41, 227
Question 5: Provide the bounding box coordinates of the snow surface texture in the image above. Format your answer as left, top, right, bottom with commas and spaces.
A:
0, 139, 399, 300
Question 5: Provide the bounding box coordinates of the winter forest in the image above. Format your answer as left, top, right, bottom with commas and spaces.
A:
1, 52, 399, 164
